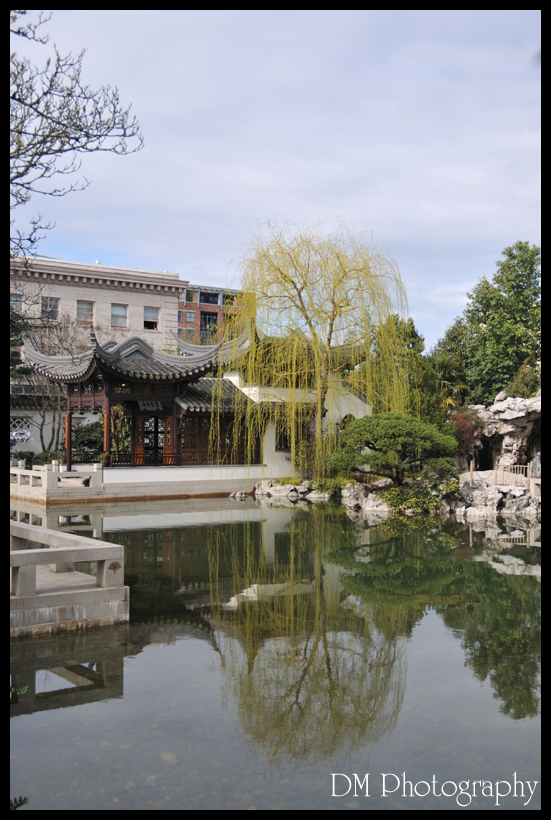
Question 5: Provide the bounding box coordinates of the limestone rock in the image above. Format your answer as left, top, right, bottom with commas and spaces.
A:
468, 394, 541, 469
341, 482, 370, 508
306, 491, 331, 502
255, 479, 274, 496
373, 478, 393, 489
359, 494, 393, 515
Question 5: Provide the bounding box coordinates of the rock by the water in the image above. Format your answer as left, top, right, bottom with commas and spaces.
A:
468, 394, 541, 469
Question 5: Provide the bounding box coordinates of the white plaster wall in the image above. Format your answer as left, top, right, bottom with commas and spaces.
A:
223, 371, 371, 423
10, 409, 99, 455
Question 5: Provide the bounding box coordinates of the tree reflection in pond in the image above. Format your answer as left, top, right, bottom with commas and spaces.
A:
206, 509, 540, 765
208, 508, 408, 762
326, 515, 541, 720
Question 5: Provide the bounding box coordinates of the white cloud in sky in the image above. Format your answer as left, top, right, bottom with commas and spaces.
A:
11, 9, 540, 347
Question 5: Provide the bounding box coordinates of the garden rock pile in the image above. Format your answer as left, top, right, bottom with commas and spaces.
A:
254, 480, 331, 502
470, 389, 541, 468
455, 479, 539, 519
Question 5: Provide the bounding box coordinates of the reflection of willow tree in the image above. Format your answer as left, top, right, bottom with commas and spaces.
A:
208, 508, 407, 761
326, 518, 541, 719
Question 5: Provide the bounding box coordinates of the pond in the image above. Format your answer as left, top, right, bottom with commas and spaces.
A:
10, 500, 541, 811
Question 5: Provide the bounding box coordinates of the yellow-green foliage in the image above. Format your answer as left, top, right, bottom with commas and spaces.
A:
211, 219, 415, 476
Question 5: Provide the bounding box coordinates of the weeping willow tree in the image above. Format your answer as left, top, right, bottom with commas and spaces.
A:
212, 219, 414, 475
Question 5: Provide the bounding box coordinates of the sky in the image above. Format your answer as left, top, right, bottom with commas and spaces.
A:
11, 10, 540, 349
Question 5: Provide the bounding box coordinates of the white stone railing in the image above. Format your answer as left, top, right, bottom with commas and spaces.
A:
10, 521, 124, 598
10, 461, 103, 490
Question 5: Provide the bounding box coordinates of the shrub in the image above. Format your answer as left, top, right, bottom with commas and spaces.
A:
11, 449, 66, 469
33, 450, 65, 466
311, 477, 349, 496
327, 412, 457, 486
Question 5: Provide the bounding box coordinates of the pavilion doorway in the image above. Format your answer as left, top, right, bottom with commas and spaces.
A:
134, 415, 176, 465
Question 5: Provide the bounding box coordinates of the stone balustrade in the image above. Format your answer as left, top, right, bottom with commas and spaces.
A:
10, 461, 103, 491
11, 523, 124, 596
10, 521, 129, 636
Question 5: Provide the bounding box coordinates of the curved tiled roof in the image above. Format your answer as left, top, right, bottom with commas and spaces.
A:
176, 378, 249, 413
22, 327, 249, 383
172, 327, 252, 361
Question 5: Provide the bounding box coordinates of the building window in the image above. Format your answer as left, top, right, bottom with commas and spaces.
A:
200, 312, 218, 330
186, 311, 195, 323
186, 290, 197, 303
200, 292, 219, 305
41, 297, 59, 321
111, 304, 128, 328
77, 300, 94, 323
185, 329, 195, 341
11, 294, 22, 313
144, 307, 159, 330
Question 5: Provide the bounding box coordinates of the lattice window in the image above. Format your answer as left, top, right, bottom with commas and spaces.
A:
10, 417, 31, 443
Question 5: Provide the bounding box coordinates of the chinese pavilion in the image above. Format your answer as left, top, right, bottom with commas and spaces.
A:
23, 328, 257, 469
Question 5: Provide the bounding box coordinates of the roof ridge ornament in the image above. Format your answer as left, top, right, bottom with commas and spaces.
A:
89, 324, 99, 352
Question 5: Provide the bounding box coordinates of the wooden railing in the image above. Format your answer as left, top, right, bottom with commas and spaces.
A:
494, 464, 530, 487
72, 449, 102, 463
109, 452, 182, 467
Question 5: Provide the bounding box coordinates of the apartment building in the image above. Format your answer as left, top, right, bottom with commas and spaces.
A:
178, 284, 239, 344
10, 257, 241, 351
10, 257, 183, 352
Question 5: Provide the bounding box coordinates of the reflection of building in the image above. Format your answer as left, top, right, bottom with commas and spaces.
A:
10, 624, 130, 717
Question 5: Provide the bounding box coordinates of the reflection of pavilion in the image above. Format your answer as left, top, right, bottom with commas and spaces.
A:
10, 497, 301, 567
23, 327, 256, 470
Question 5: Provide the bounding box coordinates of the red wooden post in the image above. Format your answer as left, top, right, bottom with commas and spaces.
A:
104, 394, 111, 457
65, 411, 72, 472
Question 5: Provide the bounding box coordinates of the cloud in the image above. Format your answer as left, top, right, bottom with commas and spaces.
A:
11, 10, 540, 348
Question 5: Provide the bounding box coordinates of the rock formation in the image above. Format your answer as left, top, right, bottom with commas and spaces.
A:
468, 389, 541, 469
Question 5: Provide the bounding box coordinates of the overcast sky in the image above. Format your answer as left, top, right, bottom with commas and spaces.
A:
11, 10, 540, 349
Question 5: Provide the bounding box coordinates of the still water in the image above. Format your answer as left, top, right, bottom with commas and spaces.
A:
10, 500, 541, 810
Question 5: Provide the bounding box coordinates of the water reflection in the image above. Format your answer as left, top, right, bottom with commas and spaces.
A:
10, 625, 129, 717
325, 515, 541, 720
206, 509, 408, 761
11, 498, 540, 767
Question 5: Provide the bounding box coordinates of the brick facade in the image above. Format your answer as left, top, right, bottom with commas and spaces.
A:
177, 284, 240, 344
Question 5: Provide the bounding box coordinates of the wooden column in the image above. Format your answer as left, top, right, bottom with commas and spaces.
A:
65, 411, 72, 472
172, 400, 178, 464
103, 394, 111, 457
